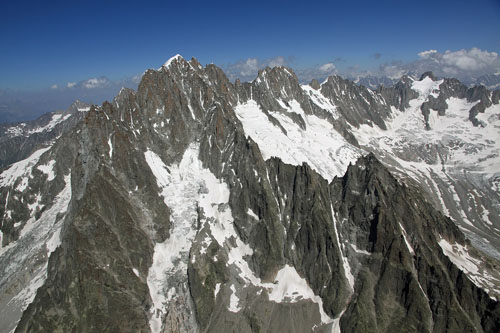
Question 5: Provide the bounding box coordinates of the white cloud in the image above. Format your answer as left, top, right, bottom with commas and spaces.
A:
131, 74, 143, 84
418, 49, 438, 58
295, 63, 339, 83
319, 63, 335, 72
224, 56, 343, 83
441, 48, 499, 72
371, 48, 500, 81
240, 58, 259, 76
82, 77, 110, 89
50, 84, 58, 90
268, 56, 286, 67
64, 75, 139, 91
224, 56, 293, 81
378, 62, 407, 80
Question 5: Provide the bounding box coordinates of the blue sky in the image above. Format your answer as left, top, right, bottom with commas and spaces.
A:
1, 0, 500, 122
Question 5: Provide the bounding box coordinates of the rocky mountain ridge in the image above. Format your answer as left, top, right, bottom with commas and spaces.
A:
352, 73, 500, 91
0, 100, 91, 169
0, 55, 499, 332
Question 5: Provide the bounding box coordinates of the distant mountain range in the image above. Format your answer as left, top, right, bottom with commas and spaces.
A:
1, 70, 499, 126
350, 73, 500, 90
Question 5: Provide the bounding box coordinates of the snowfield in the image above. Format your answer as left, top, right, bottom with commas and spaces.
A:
234, 99, 361, 181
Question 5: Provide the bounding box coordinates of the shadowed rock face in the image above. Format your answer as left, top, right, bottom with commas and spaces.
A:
320, 75, 392, 130
331, 154, 500, 332
1, 56, 499, 332
377, 75, 419, 111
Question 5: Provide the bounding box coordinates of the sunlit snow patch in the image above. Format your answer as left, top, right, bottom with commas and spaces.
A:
301, 85, 339, 119
234, 100, 361, 181
0, 174, 71, 333
247, 208, 259, 220
399, 223, 414, 255
411, 76, 443, 97
439, 238, 500, 299
28, 114, 71, 134
331, 206, 355, 290
36, 160, 56, 181
161, 54, 183, 69
145, 143, 240, 332
228, 284, 241, 313
0, 147, 51, 192
144, 146, 201, 333
268, 265, 334, 324
107, 135, 113, 159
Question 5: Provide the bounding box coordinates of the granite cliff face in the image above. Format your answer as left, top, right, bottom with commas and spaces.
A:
1, 55, 500, 332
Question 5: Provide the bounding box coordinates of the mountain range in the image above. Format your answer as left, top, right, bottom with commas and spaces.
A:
352, 73, 500, 91
1, 55, 500, 332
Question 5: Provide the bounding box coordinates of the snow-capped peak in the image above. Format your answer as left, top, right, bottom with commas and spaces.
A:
163, 54, 184, 68
411, 76, 443, 97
